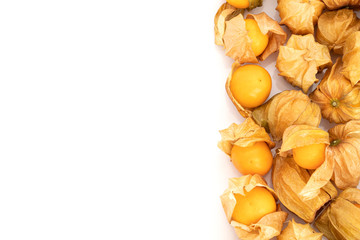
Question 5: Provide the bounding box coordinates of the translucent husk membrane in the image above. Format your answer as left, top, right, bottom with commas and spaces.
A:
276, 0, 325, 35
214, 4, 287, 64
272, 154, 337, 223
322, 0, 360, 10
327, 120, 360, 189
316, 9, 360, 54
315, 188, 360, 240
278, 219, 323, 240
218, 117, 275, 157
252, 90, 321, 141
276, 34, 332, 93
280, 125, 333, 201
220, 175, 287, 240
342, 31, 360, 86
310, 58, 360, 123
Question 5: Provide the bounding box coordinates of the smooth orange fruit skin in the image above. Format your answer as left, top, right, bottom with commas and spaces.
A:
232, 187, 277, 225
230, 64, 272, 109
293, 143, 326, 170
245, 19, 269, 57
226, 0, 249, 8
230, 141, 273, 176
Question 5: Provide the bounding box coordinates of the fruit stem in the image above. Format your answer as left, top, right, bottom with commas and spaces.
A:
331, 99, 339, 108
330, 139, 341, 146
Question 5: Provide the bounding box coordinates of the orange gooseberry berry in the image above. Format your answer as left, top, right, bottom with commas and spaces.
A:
230, 64, 272, 109
245, 18, 269, 57
230, 141, 273, 176
226, 0, 250, 9
293, 143, 326, 170
232, 186, 277, 225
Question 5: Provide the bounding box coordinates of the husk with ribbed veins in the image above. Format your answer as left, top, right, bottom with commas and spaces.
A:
252, 90, 322, 141
280, 125, 332, 201
327, 120, 360, 189
214, 3, 243, 46
316, 9, 360, 54
215, 8, 287, 63
220, 175, 287, 240
276, 0, 325, 35
276, 34, 332, 93
218, 117, 275, 158
322, 0, 360, 10
342, 31, 360, 86
310, 58, 360, 123
278, 219, 323, 240
315, 188, 360, 240
272, 154, 337, 223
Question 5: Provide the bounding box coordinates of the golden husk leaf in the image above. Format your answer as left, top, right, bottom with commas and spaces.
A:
315, 188, 360, 240
322, 0, 360, 10
272, 154, 337, 223
310, 58, 360, 123
278, 219, 323, 240
342, 31, 360, 86
280, 125, 333, 200
220, 175, 288, 240
276, 0, 325, 35
247, 13, 287, 61
316, 9, 360, 54
252, 90, 322, 141
220, 12, 286, 64
214, 3, 243, 46
276, 34, 332, 93
218, 117, 275, 157
327, 120, 360, 189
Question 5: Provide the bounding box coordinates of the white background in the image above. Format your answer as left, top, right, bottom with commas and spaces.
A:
0, 0, 354, 239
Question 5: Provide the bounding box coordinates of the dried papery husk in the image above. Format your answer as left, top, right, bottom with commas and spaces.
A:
327, 120, 360, 189
278, 219, 323, 240
315, 188, 360, 240
322, 0, 360, 10
220, 175, 288, 240
310, 58, 360, 123
276, 0, 325, 35
225, 62, 251, 118
276, 34, 332, 93
252, 90, 322, 141
342, 31, 360, 86
316, 9, 360, 54
247, 13, 287, 61
218, 117, 275, 157
279, 125, 333, 200
214, 3, 243, 46
221, 12, 287, 64
272, 154, 337, 223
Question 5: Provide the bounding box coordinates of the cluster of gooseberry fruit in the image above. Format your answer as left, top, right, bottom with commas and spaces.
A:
220, 0, 327, 227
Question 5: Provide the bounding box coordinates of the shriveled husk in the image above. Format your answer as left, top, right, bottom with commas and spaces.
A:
272, 154, 337, 223
276, 34, 332, 93
252, 90, 322, 141
276, 0, 325, 35
218, 117, 275, 157
316, 9, 360, 54
322, 0, 360, 10
278, 219, 323, 240
214, 7, 287, 63
280, 125, 333, 200
310, 58, 360, 123
315, 188, 360, 240
342, 31, 360, 86
220, 175, 288, 240
327, 120, 360, 189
